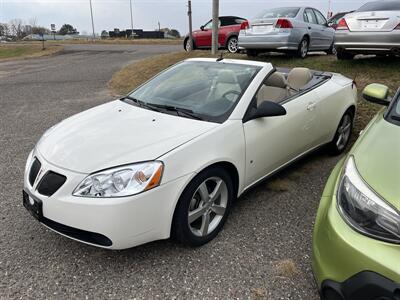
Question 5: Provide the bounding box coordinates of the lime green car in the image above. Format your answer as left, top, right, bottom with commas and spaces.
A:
312, 83, 400, 300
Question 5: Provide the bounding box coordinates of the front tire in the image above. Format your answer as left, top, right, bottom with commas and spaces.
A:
328, 110, 354, 155
226, 36, 239, 53
326, 43, 337, 55
184, 38, 194, 52
171, 167, 233, 247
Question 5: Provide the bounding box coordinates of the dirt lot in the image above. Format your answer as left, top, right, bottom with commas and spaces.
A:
1, 45, 398, 299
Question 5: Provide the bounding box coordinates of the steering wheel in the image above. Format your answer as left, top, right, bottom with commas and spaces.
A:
222, 90, 241, 102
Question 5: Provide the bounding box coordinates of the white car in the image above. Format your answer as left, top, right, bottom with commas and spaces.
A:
23, 58, 357, 249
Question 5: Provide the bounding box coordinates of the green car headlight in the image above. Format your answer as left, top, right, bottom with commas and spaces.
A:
337, 156, 400, 243
73, 161, 164, 198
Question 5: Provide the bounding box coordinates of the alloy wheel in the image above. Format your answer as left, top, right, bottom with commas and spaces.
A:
300, 39, 308, 58
188, 177, 228, 237
336, 114, 352, 151
227, 37, 238, 53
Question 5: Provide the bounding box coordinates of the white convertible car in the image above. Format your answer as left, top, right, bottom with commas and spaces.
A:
23, 58, 357, 249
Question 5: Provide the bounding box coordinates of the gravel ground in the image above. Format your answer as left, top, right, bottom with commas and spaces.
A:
0, 44, 341, 299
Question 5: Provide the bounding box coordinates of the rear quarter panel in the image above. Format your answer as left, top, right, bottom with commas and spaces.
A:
315, 76, 357, 143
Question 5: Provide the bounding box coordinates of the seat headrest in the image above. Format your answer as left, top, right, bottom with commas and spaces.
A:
265, 72, 287, 89
217, 70, 238, 84
287, 67, 312, 90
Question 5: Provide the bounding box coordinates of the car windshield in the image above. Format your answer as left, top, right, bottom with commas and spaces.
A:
386, 89, 400, 126
126, 61, 261, 123
255, 7, 300, 19
357, 1, 400, 12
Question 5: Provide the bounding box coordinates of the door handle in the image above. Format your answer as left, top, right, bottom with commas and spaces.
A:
307, 102, 316, 111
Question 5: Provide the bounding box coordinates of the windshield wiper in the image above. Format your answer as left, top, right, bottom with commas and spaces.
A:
391, 115, 400, 122
149, 104, 204, 121
120, 96, 163, 113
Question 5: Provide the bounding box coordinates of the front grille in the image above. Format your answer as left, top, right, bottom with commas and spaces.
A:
37, 171, 67, 197
29, 158, 41, 186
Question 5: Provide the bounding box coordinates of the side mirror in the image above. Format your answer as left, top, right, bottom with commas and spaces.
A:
251, 101, 287, 120
200, 26, 205, 31
362, 83, 391, 106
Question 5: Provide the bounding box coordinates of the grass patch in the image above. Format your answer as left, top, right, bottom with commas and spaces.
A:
266, 178, 292, 192
0, 44, 62, 61
109, 50, 400, 134
45, 38, 182, 45
275, 259, 299, 278
251, 287, 268, 300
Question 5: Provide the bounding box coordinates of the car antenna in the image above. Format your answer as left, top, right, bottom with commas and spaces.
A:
216, 52, 224, 62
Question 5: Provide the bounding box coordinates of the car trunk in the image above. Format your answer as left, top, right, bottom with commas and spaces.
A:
247, 18, 277, 35
346, 11, 400, 32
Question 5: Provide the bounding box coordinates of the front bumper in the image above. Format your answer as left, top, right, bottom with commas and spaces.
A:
238, 31, 299, 50
321, 271, 400, 300
335, 30, 400, 54
23, 150, 192, 250
312, 159, 400, 299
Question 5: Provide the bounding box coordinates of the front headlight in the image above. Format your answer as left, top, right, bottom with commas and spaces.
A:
337, 156, 400, 243
73, 161, 164, 198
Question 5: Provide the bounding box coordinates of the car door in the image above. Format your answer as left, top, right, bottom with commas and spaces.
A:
243, 88, 320, 187
194, 20, 213, 47
303, 8, 321, 49
313, 9, 334, 49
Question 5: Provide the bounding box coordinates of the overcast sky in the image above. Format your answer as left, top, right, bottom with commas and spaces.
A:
1, 0, 368, 35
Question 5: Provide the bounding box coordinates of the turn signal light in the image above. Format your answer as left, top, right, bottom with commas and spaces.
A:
275, 19, 293, 29
336, 18, 349, 30
240, 20, 250, 30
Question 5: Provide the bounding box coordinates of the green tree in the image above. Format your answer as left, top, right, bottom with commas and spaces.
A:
58, 24, 79, 35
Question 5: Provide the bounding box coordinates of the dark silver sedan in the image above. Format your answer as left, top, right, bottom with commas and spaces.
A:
238, 7, 335, 58
335, 0, 400, 59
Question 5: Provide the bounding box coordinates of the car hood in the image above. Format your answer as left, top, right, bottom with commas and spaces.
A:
37, 100, 218, 174
352, 111, 400, 211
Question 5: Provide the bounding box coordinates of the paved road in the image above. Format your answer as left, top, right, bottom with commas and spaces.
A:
0, 44, 337, 299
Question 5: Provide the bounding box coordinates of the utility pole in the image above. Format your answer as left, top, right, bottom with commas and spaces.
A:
328, 0, 332, 18
129, 0, 134, 39
211, 0, 219, 55
187, 0, 193, 51
89, 0, 96, 41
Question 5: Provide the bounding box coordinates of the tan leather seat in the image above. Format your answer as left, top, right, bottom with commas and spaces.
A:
287, 67, 312, 93
257, 72, 288, 105
209, 70, 242, 102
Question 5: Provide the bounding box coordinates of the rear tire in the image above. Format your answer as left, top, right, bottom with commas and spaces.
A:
226, 36, 239, 53
296, 37, 309, 58
171, 167, 233, 247
246, 49, 259, 57
328, 110, 354, 155
336, 50, 355, 60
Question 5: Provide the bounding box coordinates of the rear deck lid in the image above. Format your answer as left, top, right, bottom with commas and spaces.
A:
346, 10, 400, 32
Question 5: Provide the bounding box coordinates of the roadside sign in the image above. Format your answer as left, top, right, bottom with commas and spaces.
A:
51, 24, 56, 32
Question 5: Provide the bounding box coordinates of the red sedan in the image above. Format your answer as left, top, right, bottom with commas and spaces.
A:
184, 16, 249, 53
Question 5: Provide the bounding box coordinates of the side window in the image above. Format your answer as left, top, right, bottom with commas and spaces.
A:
204, 20, 221, 29
220, 18, 229, 26
204, 20, 213, 30
314, 10, 327, 25
305, 9, 317, 24
303, 12, 309, 23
